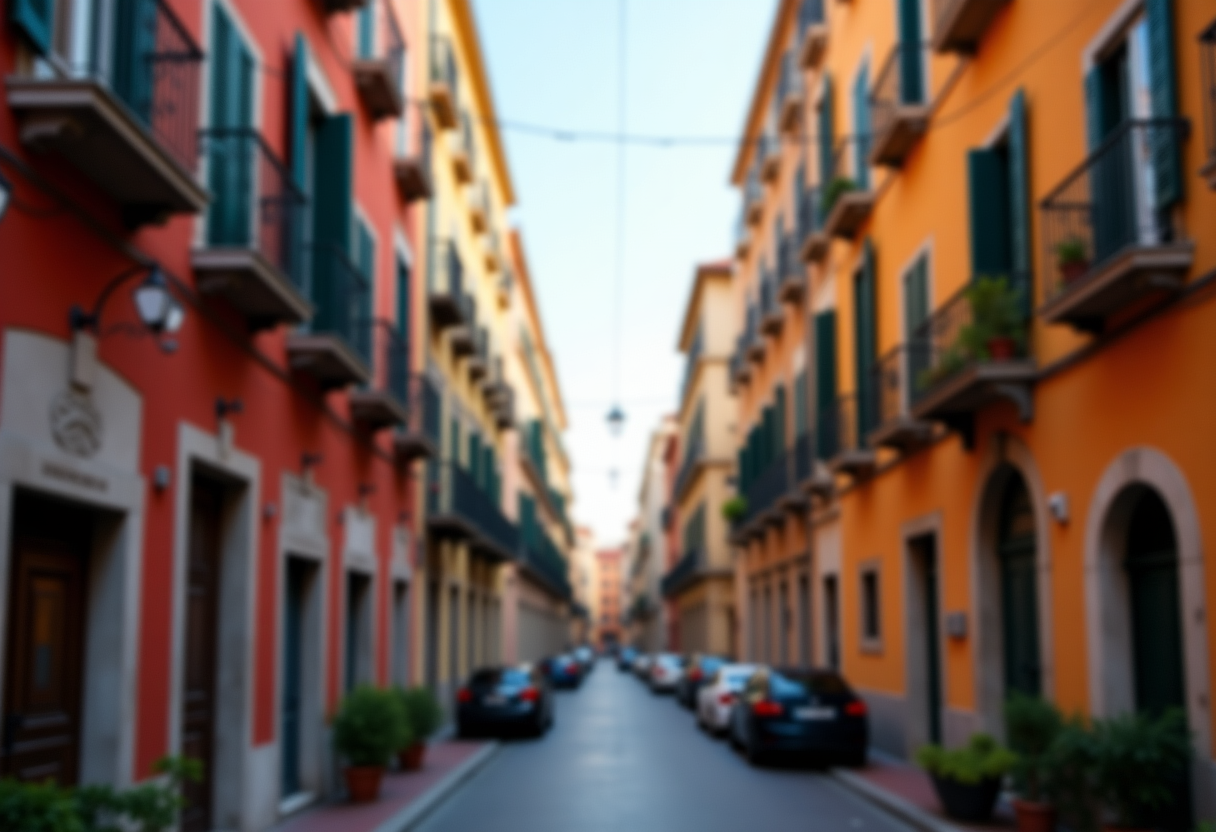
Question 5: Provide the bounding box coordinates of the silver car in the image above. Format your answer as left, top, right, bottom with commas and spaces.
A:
648, 653, 685, 693
697, 663, 759, 734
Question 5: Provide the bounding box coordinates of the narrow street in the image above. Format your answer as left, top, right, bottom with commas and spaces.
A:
415, 662, 916, 832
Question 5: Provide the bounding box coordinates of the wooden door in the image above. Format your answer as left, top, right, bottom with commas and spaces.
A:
1, 496, 91, 784
181, 479, 224, 832
918, 538, 943, 745
281, 560, 306, 799
999, 473, 1041, 697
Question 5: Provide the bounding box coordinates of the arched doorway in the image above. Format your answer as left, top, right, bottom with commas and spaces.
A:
998, 471, 1040, 698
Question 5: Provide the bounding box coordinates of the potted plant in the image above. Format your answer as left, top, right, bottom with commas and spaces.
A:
821, 176, 857, 218
721, 496, 748, 523
1091, 709, 1191, 832
963, 276, 1025, 362
1055, 236, 1090, 285
915, 343, 968, 392
1005, 694, 1063, 832
916, 733, 1018, 823
398, 686, 444, 771
333, 686, 408, 802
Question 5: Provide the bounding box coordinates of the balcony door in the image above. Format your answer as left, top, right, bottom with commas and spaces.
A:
998, 473, 1041, 697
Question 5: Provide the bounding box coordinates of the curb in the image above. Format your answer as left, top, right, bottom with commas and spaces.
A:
829, 768, 964, 832
373, 742, 501, 832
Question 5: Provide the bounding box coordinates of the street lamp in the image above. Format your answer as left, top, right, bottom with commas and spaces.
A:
71, 264, 186, 345
0, 168, 12, 225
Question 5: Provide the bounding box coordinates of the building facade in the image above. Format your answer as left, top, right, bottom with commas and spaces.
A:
660, 261, 740, 658
726, 0, 1216, 823
593, 547, 624, 650
624, 417, 676, 652
0, 0, 574, 826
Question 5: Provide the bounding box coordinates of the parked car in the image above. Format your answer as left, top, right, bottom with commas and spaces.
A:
696, 663, 759, 734
573, 645, 595, 673
729, 667, 868, 767
648, 653, 685, 693
543, 653, 584, 689
631, 652, 653, 678
456, 665, 553, 738
677, 654, 727, 709
617, 646, 638, 672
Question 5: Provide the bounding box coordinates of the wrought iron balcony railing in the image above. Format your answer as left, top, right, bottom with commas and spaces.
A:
798, 0, 828, 67
395, 121, 433, 202
800, 0, 826, 35
740, 449, 791, 528
394, 374, 441, 461
777, 51, 804, 133
661, 548, 704, 598
818, 393, 875, 465
870, 42, 931, 167
312, 244, 373, 366
1039, 119, 1191, 332
778, 231, 805, 301
931, 0, 1010, 54
350, 320, 409, 430
870, 346, 934, 451
821, 136, 876, 239
674, 441, 704, 501
429, 461, 519, 561
521, 529, 572, 599
428, 34, 460, 129
200, 129, 307, 287
354, 0, 406, 120
427, 237, 469, 329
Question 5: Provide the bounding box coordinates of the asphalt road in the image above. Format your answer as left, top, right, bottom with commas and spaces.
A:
415, 660, 916, 832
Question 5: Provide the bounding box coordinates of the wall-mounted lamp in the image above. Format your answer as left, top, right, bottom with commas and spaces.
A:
301, 453, 322, 472
358, 483, 375, 498
152, 465, 172, 492
1049, 492, 1070, 525
0, 167, 12, 225
70, 265, 186, 350
263, 502, 278, 521
216, 398, 243, 420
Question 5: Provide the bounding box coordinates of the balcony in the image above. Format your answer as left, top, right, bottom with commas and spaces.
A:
492, 384, 515, 429
739, 450, 792, 533
673, 443, 704, 503
395, 375, 441, 462
484, 231, 502, 273
745, 171, 765, 226
909, 274, 1036, 448
428, 462, 519, 563
870, 43, 931, 169
870, 347, 934, 452
395, 123, 433, 203
777, 53, 804, 135
1038, 120, 1192, 334
449, 295, 477, 357
760, 133, 782, 183
520, 530, 572, 600
778, 233, 805, 302
319, 0, 368, 12
450, 114, 475, 184
798, 0, 828, 69
7, 0, 207, 227
349, 320, 409, 431
794, 430, 834, 499
798, 184, 829, 263
820, 394, 877, 479
822, 137, 875, 240
1202, 22, 1216, 188
931, 0, 1009, 54
428, 35, 460, 130
286, 247, 371, 389
467, 328, 489, 380
760, 273, 783, 336
469, 181, 489, 233
660, 549, 704, 598
427, 238, 468, 330
353, 0, 406, 120
193, 129, 310, 329
735, 212, 752, 259
744, 307, 765, 363
730, 341, 752, 386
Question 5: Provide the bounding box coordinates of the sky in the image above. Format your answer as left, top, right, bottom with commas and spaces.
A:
471, 0, 780, 548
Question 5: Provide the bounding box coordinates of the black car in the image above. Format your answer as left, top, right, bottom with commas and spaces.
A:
729, 667, 868, 767
676, 654, 727, 709
616, 646, 638, 672
540, 653, 584, 689
456, 665, 554, 738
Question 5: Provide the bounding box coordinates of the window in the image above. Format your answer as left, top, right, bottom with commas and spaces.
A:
852, 60, 871, 190
860, 564, 881, 649
854, 242, 878, 437
681, 504, 706, 556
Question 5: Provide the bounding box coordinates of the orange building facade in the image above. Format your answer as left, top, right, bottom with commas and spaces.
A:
728, 0, 1216, 820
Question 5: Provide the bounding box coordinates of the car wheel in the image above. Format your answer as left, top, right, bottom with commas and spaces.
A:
841, 748, 868, 768
745, 735, 766, 767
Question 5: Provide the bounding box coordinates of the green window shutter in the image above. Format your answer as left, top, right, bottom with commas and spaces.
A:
1145, 0, 1182, 207
291, 35, 310, 189
1007, 90, 1032, 288
853, 63, 871, 191
1084, 68, 1109, 150
967, 149, 1012, 279
311, 114, 354, 328
357, 5, 375, 58
794, 371, 808, 436
469, 433, 481, 486
854, 242, 878, 437
396, 259, 411, 365
774, 385, 787, 452
898, 0, 924, 103
814, 310, 838, 417
112, 0, 161, 125
903, 255, 930, 337
450, 418, 461, 466
818, 75, 835, 188
10, 0, 53, 55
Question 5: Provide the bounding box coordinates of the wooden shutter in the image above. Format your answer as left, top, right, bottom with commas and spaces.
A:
311, 114, 354, 328
1007, 90, 1033, 316
10, 0, 53, 56
967, 149, 1012, 279
854, 242, 878, 437
1145, 0, 1181, 207
898, 0, 924, 104
818, 75, 834, 189
291, 35, 310, 189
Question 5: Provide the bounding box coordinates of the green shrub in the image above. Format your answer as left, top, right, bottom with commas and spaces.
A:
916, 733, 1018, 786
0, 757, 199, 832
721, 496, 748, 522
334, 686, 408, 767
822, 177, 857, 216
1091, 708, 1191, 830
1041, 716, 1102, 831
1004, 694, 1062, 802
399, 686, 444, 743
1055, 236, 1088, 265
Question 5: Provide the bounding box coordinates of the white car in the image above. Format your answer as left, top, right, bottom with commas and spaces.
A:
697, 663, 759, 734
648, 653, 685, 693
631, 652, 653, 678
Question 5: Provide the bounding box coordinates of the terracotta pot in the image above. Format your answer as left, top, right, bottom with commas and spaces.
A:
398, 741, 426, 771
1060, 260, 1090, 284
1012, 798, 1058, 832
987, 336, 1017, 361
344, 766, 384, 803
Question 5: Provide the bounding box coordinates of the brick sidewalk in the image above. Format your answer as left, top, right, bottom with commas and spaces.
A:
274, 741, 492, 832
